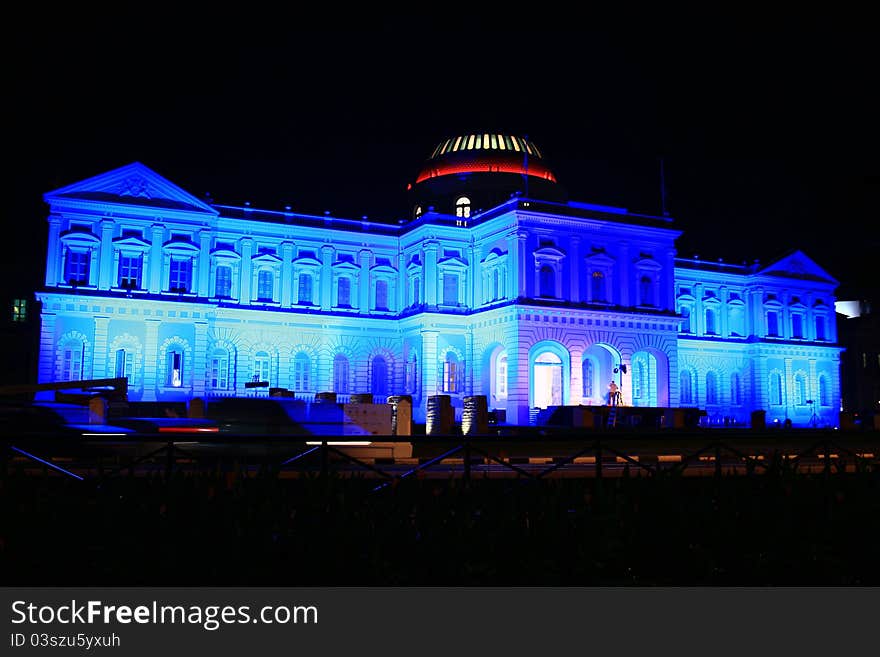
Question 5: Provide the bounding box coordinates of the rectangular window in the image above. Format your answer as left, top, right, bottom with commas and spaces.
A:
298, 273, 313, 304
114, 349, 133, 381
169, 259, 192, 293
443, 273, 459, 305
210, 355, 229, 389
62, 347, 82, 381
215, 265, 232, 297
65, 250, 90, 285
767, 311, 779, 337
337, 277, 351, 306
12, 298, 27, 322
258, 270, 274, 301
168, 352, 183, 387
375, 279, 388, 310
792, 314, 803, 339
815, 316, 825, 341
443, 361, 458, 393
118, 254, 142, 289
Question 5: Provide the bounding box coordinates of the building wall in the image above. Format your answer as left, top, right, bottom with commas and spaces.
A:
34, 164, 842, 427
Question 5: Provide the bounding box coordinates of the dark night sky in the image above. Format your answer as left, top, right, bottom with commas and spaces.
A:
6, 9, 878, 303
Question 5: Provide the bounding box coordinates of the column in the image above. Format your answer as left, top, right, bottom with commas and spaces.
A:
193, 321, 208, 398
664, 248, 677, 311
421, 330, 439, 398
784, 357, 794, 416
198, 230, 211, 297
239, 237, 253, 304
321, 245, 334, 310
424, 241, 438, 306
98, 220, 115, 290
468, 246, 478, 309
45, 215, 62, 286
280, 242, 294, 306
752, 354, 768, 411
618, 240, 630, 307
750, 287, 764, 337
142, 319, 161, 401
397, 251, 407, 312
719, 285, 729, 338
464, 330, 474, 395
569, 236, 580, 302
808, 358, 818, 405
518, 232, 528, 298
92, 316, 111, 379
359, 249, 371, 312
37, 312, 57, 385
506, 233, 519, 301
149, 224, 164, 293
694, 283, 704, 335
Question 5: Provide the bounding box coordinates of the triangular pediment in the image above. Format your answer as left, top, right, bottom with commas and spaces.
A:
757, 250, 838, 285
45, 162, 218, 215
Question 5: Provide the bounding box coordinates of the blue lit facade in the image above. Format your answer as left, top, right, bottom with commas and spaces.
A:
36, 144, 842, 428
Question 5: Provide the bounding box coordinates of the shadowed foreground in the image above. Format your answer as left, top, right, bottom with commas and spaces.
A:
3, 460, 879, 585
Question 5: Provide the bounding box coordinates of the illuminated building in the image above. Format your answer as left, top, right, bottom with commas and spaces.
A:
35, 135, 842, 427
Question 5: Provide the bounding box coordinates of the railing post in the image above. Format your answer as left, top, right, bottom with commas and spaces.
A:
824, 441, 831, 479
165, 440, 174, 479
715, 443, 722, 478
321, 439, 329, 479
463, 436, 471, 482
595, 441, 602, 480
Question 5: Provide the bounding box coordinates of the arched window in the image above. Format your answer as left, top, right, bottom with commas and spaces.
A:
680, 370, 693, 405
769, 373, 783, 405
252, 351, 271, 386
298, 273, 313, 304
730, 372, 741, 406
496, 352, 508, 399
62, 342, 84, 381
443, 352, 460, 393
167, 349, 184, 387
591, 270, 605, 302
680, 306, 691, 333
634, 362, 645, 400
539, 265, 555, 298
215, 265, 232, 297
706, 371, 718, 404
794, 373, 807, 405
293, 352, 310, 392
337, 277, 351, 306
455, 196, 471, 218
375, 280, 388, 310
405, 354, 418, 393
371, 356, 387, 395
333, 354, 350, 393
210, 348, 229, 390
818, 374, 829, 406
705, 307, 717, 335
114, 348, 133, 381
257, 269, 274, 301
582, 358, 594, 399
639, 275, 653, 306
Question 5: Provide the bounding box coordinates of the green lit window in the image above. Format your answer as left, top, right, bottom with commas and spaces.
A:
12, 298, 27, 322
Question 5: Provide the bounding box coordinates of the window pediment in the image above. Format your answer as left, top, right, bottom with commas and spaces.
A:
332, 260, 360, 272
483, 250, 508, 264
370, 263, 398, 276
438, 256, 468, 269
163, 241, 199, 254
211, 248, 241, 260
585, 252, 615, 267
60, 231, 101, 246
406, 261, 423, 274
254, 252, 283, 265
534, 246, 565, 260
634, 258, 662, 271
112, 236, 150, 250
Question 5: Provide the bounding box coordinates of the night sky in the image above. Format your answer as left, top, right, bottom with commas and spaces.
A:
7, 9, 878, 303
